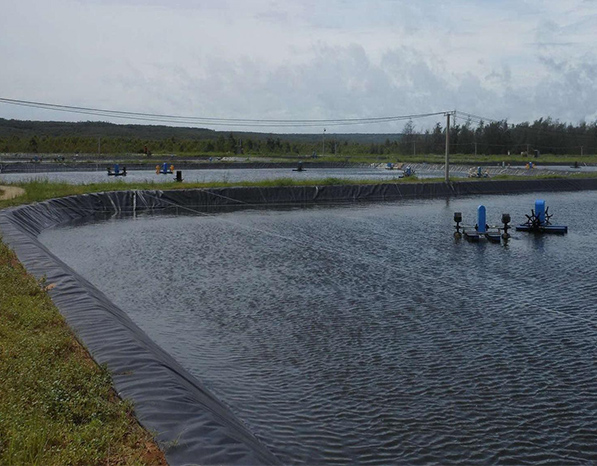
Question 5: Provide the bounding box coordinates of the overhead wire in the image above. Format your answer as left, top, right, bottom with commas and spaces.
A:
2, 97, 592, 153
0, 97, 446, 128
2, 97, 593, 134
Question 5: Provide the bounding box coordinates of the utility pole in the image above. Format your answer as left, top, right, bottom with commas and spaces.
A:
322, 128, 326, 157
98, 137, 101, 157
413, 140, 416, 157
444, 112, 451, 182
581, 145, 584, 156
474, 142, 477, 157
526, 143, 530, 155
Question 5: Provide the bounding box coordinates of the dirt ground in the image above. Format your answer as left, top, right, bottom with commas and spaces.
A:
0, 186, 25, 200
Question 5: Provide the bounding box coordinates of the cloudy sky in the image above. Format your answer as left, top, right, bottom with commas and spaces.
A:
1, 0, 597, 132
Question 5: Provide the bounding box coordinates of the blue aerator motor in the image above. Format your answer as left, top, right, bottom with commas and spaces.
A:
535, 199, 546, 225
477, 205, 487, 233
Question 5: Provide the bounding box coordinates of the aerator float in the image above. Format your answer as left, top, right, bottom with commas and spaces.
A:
454, 205, 510, 243
383, 163, 414, 178
156, 162, 174, 175
107, 164, 126, 176
515, 199, 568, 234
454, 199, 567, 243
468, 166, 489, 178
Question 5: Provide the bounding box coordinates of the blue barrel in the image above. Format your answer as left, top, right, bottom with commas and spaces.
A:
162, 162, 168, 173
477, 205, 487, 233
114, 163, 120, 175
535, 199, 546, 224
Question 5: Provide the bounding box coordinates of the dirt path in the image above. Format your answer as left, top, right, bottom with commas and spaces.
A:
0, 185, 25, 200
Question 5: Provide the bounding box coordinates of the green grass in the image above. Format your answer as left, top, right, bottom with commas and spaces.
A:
21, 151, 597, 165
0, 241, 166, 465
309, 153, 597, 165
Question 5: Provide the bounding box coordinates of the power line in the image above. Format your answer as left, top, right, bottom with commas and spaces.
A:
0, 97, 446, 128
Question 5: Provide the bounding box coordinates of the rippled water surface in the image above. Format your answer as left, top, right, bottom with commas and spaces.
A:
40, 191, 597, 464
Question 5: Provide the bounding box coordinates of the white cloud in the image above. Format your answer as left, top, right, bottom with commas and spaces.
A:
1, 0, 597, 132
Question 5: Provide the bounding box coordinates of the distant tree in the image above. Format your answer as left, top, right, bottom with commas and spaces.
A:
432, 123, 443, 154
400, 119, 415, 155
28, 136, 38, 153
215, 135, 227, 152
266, 137, 276, 152
457, 118, 475, 154
227, 133, 237, 152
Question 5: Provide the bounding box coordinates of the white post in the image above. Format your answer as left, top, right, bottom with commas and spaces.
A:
444, 112, 450, 182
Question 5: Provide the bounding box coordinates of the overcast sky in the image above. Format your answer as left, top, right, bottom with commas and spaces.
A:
1, 0, 597, 133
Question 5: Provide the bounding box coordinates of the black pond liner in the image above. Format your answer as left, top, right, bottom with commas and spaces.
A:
1, 178, 597, 466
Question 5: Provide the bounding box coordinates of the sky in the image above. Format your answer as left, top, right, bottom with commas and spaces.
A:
1, 0, 597, 133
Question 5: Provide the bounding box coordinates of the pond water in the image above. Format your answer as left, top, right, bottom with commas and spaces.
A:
536, 164, 597, 172
39, 191, 597, 464
0, 166, 455, 184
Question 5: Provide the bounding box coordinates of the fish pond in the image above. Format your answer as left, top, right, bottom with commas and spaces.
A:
40, 190, 597, 464
0, 166, 453, 184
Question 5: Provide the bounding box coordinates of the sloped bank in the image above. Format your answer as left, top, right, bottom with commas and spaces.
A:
2, 177, 597, 466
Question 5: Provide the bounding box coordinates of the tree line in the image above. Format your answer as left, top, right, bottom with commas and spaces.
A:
0, 117, 596, 156
0, 132, 381, 157
400, 117, 597, 156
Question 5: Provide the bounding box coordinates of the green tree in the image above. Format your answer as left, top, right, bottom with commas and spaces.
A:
28, 136, 39, 153
400, 120, 415, 155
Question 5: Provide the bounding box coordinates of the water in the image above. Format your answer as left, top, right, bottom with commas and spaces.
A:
0, 167, 454, 184
39, 191, 597, 464
536, 164, 597, 172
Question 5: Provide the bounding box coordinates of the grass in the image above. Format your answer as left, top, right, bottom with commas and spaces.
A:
308, 153, 597, 165
13, 151, 597, 166
0, 240, 166, 465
